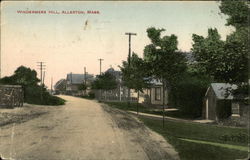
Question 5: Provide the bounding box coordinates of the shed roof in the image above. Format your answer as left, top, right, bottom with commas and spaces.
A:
210, 83, 237, 100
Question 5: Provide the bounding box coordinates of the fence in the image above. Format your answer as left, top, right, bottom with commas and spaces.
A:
94, 89, 138, 102
0, 85, 24, 108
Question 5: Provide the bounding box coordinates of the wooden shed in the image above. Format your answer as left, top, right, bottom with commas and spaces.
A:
203, 83, 237, 121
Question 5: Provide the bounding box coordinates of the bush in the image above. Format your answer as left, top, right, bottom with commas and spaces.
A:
169, 75, 210, 118
88, 91, 95, 99
25, 85, 65, 105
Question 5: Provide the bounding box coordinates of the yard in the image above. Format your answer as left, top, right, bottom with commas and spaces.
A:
104, 101, 248, 160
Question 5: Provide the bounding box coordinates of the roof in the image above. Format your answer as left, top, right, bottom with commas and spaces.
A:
66, 73, 94, 84
54, 79, 66, 88
149, 79, 162, 86
209, 83, 238, 100
105, 67, 121, 79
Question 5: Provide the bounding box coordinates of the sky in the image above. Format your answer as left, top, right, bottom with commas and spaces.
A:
1, 1, 234, 88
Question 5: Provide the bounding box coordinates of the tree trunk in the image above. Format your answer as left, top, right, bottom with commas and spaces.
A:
137, 91, 139, 115
149, 88, 152, 105
162, 80, 165, 128
105, 90, 107, 101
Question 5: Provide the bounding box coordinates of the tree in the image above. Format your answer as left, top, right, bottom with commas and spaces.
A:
78, 83, 87, 95
144, 27, 187, 126
120, 52, 151, 114
91, 72, 118, 100
191, 0, 249, 97
191, 28, 227, 81
0, 66, 40, 86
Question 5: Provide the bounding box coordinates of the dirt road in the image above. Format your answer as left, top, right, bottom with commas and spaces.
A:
0, 96, 179, 160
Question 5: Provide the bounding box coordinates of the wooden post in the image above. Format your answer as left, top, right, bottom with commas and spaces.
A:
137, 91, 139, 115
162, 81, 165, 128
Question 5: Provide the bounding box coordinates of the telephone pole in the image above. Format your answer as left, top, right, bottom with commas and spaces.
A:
84, 67, 87, 95
37, 62, 46, 102
42, 71, 46, 85
51, 77, 53, 94
125, 32, 137, 102
98, 58, 104, 75
37, 62, 46, 86
84, 67, 87, 85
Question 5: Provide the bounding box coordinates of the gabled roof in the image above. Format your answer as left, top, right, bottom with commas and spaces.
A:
209, 83, 238, 100
54, 79, 66, 88
105, 67, 121, 79
66, 73, 94, 84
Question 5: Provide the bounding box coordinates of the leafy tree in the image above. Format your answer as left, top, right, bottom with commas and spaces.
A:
91, 72, 118, 100
144, 27, 187, 126
191, 28, 227, 81
78, 83, 87, 90
0, 66, 40, 86
120, 52, 151, 113
120, 53, 151, 92
144, 27, 187, 89
191, 0, 249, 97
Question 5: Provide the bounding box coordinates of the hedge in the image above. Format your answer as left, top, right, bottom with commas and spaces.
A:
169, 75, 210, 118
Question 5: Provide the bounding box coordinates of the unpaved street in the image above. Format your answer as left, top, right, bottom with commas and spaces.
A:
0, 96, 179, 160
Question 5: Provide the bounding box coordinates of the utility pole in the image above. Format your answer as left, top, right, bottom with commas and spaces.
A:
42, 71, 45, 85
84, 67, 87, 95
84, 67, 87, 85
37, 62, 46, 102
125, 32, 137, 103
37, 62, 46, 86
51, 77, 53, 94
0, 46, 1, 78
98, 58, 104, 75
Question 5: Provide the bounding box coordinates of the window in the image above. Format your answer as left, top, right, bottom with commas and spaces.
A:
155, 87, 161, 101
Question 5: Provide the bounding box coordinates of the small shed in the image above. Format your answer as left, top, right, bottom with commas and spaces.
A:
0, 85, 24, 108
203, 83, 237, 121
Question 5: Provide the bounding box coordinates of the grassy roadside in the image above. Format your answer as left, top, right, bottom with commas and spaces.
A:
105, 101, 194, 119
105, 102, 248, 160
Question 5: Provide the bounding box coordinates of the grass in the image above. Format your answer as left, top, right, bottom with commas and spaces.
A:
140, 117, 248, 160
105, 102, 249, 160
104, 101, 194, 119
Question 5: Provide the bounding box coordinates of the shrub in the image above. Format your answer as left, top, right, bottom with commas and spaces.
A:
88, 91, 95, 99
25, 85, 65, 105
169, 75, 210, 118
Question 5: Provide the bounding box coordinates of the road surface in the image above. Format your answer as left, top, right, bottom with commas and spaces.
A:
0, 96, 179, 160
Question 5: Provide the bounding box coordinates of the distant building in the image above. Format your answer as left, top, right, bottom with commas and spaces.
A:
54, 79, 67, 94
66, 73, 94, 96
141, 79, 168, 106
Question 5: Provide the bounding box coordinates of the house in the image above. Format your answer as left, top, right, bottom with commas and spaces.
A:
141, 79, 168, 107
54, 79, 67, 94
0, 85, 23, 108
66, 73, 94, 96
203, 83, 237, 121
